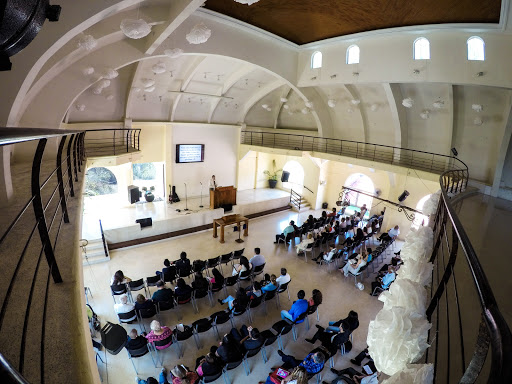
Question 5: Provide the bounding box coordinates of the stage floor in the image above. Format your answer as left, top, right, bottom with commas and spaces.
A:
81, 188, 290, 241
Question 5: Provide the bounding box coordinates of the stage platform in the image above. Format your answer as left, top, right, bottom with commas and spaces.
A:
81, 188, 290, 248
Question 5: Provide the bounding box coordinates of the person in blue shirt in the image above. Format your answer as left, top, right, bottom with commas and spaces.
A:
261, 275, 278, 293
276, 349, 325, 375
370, 266, 396, 295
274, 220, 296, 244
281, 290, 308, 323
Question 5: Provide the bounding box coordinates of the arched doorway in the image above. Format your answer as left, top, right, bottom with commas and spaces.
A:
282, 160, 305, 193
412, 194, 431, 229
84, 167, 118, 196
343, 173, 374, 209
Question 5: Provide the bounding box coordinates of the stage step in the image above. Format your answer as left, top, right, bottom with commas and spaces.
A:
82, 238, 110, 265
291, 196, 311, 212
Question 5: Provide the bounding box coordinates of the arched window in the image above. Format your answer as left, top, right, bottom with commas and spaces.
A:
414, 37, 430, 60
412, 194, 431, 229
346, 45, 360, 64
282, 161, 305, 192
311, 51, 322, 69
343, 173, 374, 210
84, 167, 118, 196
467, 36, 485, 61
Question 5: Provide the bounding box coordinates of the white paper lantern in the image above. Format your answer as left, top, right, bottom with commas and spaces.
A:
77, 35, 97, 51
152, 62, 166, 74
234, 0, 261, 5
144, 86, 155, 92
92, 86, 103, 95
103, 68, 119, 79
186, 23, 212, 45
474, 117, 483, 126
351, 99, 361, 105
105, 94, 114, 101
261, 104, 269, 109
141, 78, 155, 88
381, 364, 434, 384
283, 104, 290, 110
370, 103, 378, 111
471, 104, 483, 112
301, 107, 309, 114
120, 19, 152, 39
132, 87, 142, 93
420, 110, 430, 119
98, 79, 111, 89
305, 101, 313, 108
164, 48, 184, 58
328, 99, 337, 108
82, 67, 94, 76
280, 97, 288, 103
266, 107, 272, 111
75, 103, 86, 111
402, 98, 414, 108
432, 101, 444, 109
422, 190, 441, 216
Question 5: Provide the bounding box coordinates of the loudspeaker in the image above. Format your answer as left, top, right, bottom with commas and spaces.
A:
100, 322, 127, 355
222, 204, 233, 212
281, 171, 290, 182
128, 185, 140, 204
136, 217, 152, 228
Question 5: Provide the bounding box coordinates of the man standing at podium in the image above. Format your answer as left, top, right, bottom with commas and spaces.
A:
209, 175, 217, 191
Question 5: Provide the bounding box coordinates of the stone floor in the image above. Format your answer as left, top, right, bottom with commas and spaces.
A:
83, 208, 394, 384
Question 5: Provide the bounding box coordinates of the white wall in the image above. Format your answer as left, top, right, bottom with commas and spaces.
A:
171, 123, 240, 198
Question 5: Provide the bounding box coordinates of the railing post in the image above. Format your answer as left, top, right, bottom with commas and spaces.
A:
72, 134, 78, 182
113, 130, 116, 155
356, 142, 359, 158
137, 130, 141, 150
56, 137, 70, 223
66, 134, 75, 197
77, 133, 84, 172
31, 139, 63, 284
126, 130, 129, 153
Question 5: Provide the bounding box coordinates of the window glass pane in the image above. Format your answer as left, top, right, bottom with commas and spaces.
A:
311, 51, 322, 68
347, 45, 360, 64
467, 37, 485, 61
414, 38, 430, 60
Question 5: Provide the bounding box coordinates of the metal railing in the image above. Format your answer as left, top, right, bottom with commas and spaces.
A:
99, 219, 109, 258
241, 130, 467, 174
290, 189, 302, 211
0, 127, 141, 384
83, 128, 141, 157
424, 169, 512, 382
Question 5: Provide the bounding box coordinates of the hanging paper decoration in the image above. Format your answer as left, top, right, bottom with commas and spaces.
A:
103, 68, 119, 79
186, 23, 212, 44
164, 48, 184, 58
77, 35, 97, 51
152, 62, 166, 74
120, 19, 152, 39
82, 67, 94, 76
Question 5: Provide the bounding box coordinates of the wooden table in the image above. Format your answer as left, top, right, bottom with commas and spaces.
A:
213, 214, 249, 243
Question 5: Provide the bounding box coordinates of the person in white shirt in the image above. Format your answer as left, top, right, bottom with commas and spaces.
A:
249, 248, 265, 267
276, 268, 291, 286
296, 233, 314, 254
312, 246, 337, 263
209, 175, 217, 190
377, 225, 400, 242
114, 294, 136, 322
341, 253, 368, 277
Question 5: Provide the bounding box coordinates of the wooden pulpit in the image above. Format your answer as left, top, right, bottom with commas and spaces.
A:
210, 186, 237, 209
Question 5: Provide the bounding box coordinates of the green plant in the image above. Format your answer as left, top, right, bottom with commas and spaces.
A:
263, 160, 282, 181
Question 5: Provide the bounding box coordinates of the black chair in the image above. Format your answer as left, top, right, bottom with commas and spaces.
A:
192, 260, 207, 274
222, 358, 243, 384
223, 275, 239, 296
272, 320, 293, 350
156, 299, 175, 321
233, 248, 245, 257
192, 289, 210, 312
198, 370, 223, 384
175, 291, 193, 320
250, 263, 265, 282
276, 280, 291, 308
283, 311, 308, 341
117, 309, 138, 325
230, 301, 250, 327
247, 292, 266, 323
151, 332, 174, 364
125, 343, 156, 374
146, 275, 161, 295
242, 345, 262, 375
177, 266, 192, 279
111, 284, 128, 303
277, 232, 293, 245
173, 325, 194, 358
211, 310, 232, 340
137, 304, 157, 332
219, 252, 233, 274
163, 266, 177, 284
306, 304, 320, 330
206, 256, 220, 274
260, 330, 278, 363
127, 279, 148, 301
192, 317, 214, 349
263, 289, 278, 312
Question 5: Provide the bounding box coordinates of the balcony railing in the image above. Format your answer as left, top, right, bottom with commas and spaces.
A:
83, 128, 141, 157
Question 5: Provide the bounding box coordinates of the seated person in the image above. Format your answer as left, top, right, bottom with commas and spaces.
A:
350, 347, 377, 374
340, 235, 354, 247
377, 225, 400, 242
174, 251, 191, 276
230, 325, 264, 351
126, 328, 148, 352
308, 289, 323, 307
170, 365, 199, 384
156, 258, 173, 279
174, 278, 193, 298
218, 287, 250, 312
326, 310, 359, 333
195, 352, 222, 377
261, 274, 278, 293
111, 270, 131, 285
352, 228, 365, 242
215, 333, 243, 363
136, 375, 163, 384
246, 281, 263, 299
191, 271, 209, 291
276, 268, 291, 286
145, 320, 173, 349
360, 204, 368, 218
135, 294, 155, 312
281, 290, 308, 323
249, 248, 266, 267
259, 366, 308, 384
305, 325, 351, 354
232, 256, 252, 276
327, 207, 337, 217
329, 367, 379, 384
152, 280, 174, 303
312, 246, 337, 263
277, 349, 325, 375
340, 218, 347, 230
209, 268, 225, 290
274, 220, 296, 244
370, 266, 396, 295
340, 253, 368, 277
296, 233, 315, 254
114, 294, 136, 322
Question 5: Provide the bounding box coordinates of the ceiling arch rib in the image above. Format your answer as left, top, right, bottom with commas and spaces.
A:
383, 83, 407, 148
170, 56, 207, 121
274, 87, 292, 129
241, 79, 286, 121
345, 84, 368, 142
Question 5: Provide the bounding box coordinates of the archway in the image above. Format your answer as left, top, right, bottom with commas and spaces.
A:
412, 194, 431, 229
343, 173, 374, 209
84, 167, 118, 196
282, 160, 305, 193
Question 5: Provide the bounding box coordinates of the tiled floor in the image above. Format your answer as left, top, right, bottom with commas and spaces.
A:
83, 208, 393, 384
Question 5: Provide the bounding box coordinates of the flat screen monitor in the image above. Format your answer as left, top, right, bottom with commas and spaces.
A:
176, 144, 204, 163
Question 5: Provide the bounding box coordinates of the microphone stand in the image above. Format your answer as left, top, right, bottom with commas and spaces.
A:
199, 182, 204, 208
184, 183, 189, 211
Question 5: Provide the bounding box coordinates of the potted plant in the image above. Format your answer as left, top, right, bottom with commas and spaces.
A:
263, 160, 282, 189
142, 186, 155, 202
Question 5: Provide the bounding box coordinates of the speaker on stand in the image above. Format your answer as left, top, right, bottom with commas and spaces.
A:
281, 171, 290, 182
